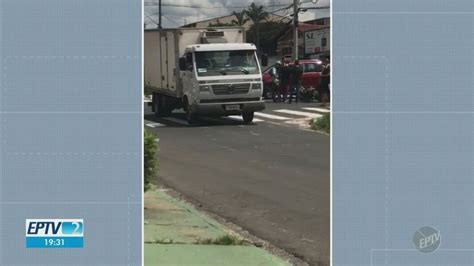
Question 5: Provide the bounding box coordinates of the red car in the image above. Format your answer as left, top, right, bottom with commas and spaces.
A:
262, 59, 328, 98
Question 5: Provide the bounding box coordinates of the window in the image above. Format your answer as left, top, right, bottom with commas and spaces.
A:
269, 67, 277, 77
194, 50, 260, 77
321, 37, 327, 47
304, 63, 323, 73
185, 53, 193, 69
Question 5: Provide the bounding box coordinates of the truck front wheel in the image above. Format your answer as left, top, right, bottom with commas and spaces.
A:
184, 98, 198, 125
242, 112, 254, 124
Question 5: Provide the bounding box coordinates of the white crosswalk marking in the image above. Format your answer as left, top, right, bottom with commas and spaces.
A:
302, 107, 330, 113
145, 122, 165, 128
254, 112, 291, 120
227, 115, 264, 122
145, 106, 326, 129
275, 109, 323, 118
163, 117, 188, 125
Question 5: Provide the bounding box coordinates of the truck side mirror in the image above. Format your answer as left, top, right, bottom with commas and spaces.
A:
261, 54, 268, 67
179, 57, 186, 71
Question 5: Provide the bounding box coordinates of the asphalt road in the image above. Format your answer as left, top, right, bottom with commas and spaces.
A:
144, 101, 330, 265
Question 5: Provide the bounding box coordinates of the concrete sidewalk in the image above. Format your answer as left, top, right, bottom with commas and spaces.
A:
144, 189, 291, 266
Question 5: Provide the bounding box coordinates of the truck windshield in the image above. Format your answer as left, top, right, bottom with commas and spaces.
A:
195, 50, 260, 76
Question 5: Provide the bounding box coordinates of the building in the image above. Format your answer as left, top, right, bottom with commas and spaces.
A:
182, 13, 291, 30
303, 17, 330, 26
275, 23, 329, 60
303, 25, 330, 56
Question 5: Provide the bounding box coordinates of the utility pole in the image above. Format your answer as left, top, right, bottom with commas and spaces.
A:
256, 21, 260, 52
293, 0, 299, 60
158, 0, 162, 28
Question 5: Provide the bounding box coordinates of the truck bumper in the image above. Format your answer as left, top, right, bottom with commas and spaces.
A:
190, 100, 265, 116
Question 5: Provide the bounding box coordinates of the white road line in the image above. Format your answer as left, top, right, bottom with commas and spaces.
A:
145, 122, 165, 128
227, 115, 264, 122
275, 109, 323, 118
163, 117, 188, 125
303, 107, 330, 113
254, 112, 290, 120
284, 119, 314, 128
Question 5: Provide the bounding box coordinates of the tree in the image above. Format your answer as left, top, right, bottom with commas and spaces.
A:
245, 3, 268, 24
231, 11, 249, 26
245, 3, 269, 51
247, 21, 287, 55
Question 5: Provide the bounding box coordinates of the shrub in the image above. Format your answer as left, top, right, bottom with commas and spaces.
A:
311, 113, 330, 133
144, 85, 154, 96
144, 130, 157, 192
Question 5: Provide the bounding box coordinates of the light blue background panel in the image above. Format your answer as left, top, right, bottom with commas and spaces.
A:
333, 0, 474, 265
1, 0, 142, 265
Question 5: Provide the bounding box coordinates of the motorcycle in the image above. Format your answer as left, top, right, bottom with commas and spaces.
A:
271, 78, 284, 102
299, 86, 317, 102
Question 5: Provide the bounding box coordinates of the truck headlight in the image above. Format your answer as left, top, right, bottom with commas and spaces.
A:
251, 83, 262, 90
200, 85, 211, 92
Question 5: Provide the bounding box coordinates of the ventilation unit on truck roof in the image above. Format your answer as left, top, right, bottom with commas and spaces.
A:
200, 30, 227, 44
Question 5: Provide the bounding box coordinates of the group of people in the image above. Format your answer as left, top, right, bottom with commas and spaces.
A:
269, 59, 330, 107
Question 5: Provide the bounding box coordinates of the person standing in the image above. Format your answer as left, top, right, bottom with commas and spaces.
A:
289, 60, 303, 104
279, 60, 291, 102
319, 64, 330, 107
270, 61, 282, 102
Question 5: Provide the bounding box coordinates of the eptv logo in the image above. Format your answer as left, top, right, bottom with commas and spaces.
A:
413, 226, 441, 253
26, 219, 84, 248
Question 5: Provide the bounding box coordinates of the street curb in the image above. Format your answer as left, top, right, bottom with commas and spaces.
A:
145, 188, 293, 266
156, 186, 311, 266
308, 128, 330, 136
308, 117, 330, 136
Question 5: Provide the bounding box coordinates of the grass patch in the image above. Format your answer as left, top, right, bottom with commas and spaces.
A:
198, 235, 246, 245
144, 130, 157, 192
311, 113, 330, 133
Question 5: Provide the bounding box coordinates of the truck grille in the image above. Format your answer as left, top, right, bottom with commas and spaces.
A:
200, 98, 260, 103
212, 83, 250, 95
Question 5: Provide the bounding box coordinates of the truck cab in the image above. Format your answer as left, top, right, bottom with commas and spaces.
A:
179, 43, 265, 124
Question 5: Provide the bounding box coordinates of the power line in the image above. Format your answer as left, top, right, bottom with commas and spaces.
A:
145, 2, 296, 28
266, 4, 294, 17
146, 11, 187, 27
144, 2, 289, 9
272, 13, 293, 23
144, 12, 160, 27
162, 15, 180, 26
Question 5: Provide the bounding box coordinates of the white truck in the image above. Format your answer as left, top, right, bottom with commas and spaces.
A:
144, 27, 267, 124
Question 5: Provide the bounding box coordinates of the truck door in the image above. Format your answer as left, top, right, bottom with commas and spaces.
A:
181, 52, 194, 100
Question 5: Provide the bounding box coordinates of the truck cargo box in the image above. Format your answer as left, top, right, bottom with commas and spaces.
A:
144, 27, 246, 98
